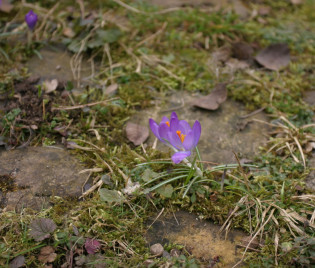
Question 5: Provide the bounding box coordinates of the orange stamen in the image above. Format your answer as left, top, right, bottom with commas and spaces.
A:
166, 121, 170, 127
176, 130, 186, 143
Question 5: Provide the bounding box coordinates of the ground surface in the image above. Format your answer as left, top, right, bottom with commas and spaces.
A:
0, 0, 314, 267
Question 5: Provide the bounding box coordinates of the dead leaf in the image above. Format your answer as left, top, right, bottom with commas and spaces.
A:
211, 47, 231, 63
226, 58, 250, 71
305, 142, 315, 153
85, 238, 101, 254
193, 83, 227, 110
0, 0, 14, 13
233, 0, 251, 19
104, 83, 118, 96
258, 6, 271, 16
291, 0, 303, 4
232, 42, 254, 60
9, 255, 25, 268
255, 43, 290, 71
38, 246, 57, 263
63, 27, 75, 38
29, 218, 57, 241
126, 122, 149, 146
43, 79, 58, 94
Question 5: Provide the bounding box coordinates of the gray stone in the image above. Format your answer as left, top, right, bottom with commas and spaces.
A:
150, 243, 164, 257
305, 155, 315, 192
0, 146, 87, 211
132, 92, 270, 164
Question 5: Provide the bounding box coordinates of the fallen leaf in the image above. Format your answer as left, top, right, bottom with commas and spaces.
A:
43, 79, 58, 93
0, 0, 14, 13
258, 6, 271, 16
255, 43, 290, 71
63, 27, 75, 38
233, 0, 251, 19
305, 142, 315, 153
104, 83, 118, 96
232, 42, 254, 60
29, 218, 57, 241
38, 246, 57, 263
193, 83, 227, 110
225, 58, 249, 71
9, 255, 25, 268
99, 188, 125, 204
211, 47, 231, 63
291, 0, 303, 4
85, 238, 101, 254
126, 122, 149, 146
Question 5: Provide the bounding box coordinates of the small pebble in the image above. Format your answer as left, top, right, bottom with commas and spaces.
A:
150, 243, 164, 257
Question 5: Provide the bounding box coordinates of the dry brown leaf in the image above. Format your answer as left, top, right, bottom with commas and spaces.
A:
211, 47, 231, 63
29, 218, 57, 241
258, 5, 271, 16
233, 0, 251, 19
255, 43, 290, 71
192, 83, 227, 110
0, 0, 14, 13
305, 142, 315, 153
43, 79, 58, 94
291, 0, 303, 4
126, 122, 149, 146
226, 58, 250, 71
38, 246, 57, 263
9, 255, 25, 268
104, 83, 118, 96
232, 42, 254, 60
63, 27, 75, 38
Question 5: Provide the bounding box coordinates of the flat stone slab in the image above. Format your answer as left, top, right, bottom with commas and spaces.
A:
0, 147, 87, 211
146, 211, 244, 266
132, 92, 269, 164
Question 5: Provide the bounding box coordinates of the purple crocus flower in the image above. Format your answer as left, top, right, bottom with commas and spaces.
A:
149, 112, 201, 164
25, 10, 38, 30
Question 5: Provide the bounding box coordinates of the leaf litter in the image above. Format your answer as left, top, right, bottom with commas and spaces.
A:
192, 83, 228, 110
29, 218, 57, 241
255, 43, 291, 71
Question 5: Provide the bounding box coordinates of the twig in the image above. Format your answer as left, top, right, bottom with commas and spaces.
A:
146, 208, 165, 231
79, 177, 103, 199
52, 98, 118, 111
240, 107, 266, 119
136, 22, 167, 48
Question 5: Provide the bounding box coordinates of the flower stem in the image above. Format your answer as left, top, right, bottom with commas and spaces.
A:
182, 158, 203, 177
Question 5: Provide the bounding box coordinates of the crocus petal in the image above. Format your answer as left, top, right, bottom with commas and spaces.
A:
172, 151, 191, 164
170, 112, 178, 120
191, 120, 201, 147
168, 128, 183, 149
182, 130, 195, 150
25, 10, 38, 30
170, 117, 180, 132
178, 120, 191, 134
160, 116, 169, 124
149, 119, 160, 140
158, 123, 171, 142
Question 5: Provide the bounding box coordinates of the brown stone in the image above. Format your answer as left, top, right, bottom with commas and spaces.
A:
0, 147, 87, 211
